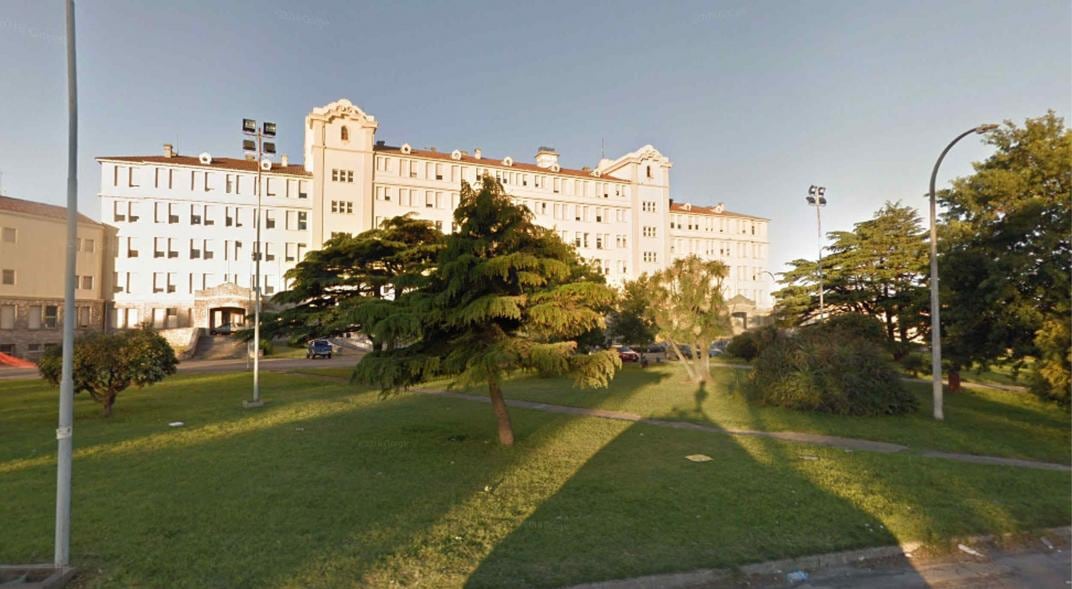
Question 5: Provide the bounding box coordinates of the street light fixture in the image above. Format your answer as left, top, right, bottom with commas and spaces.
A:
241, 118, 277, 408
806, 185, 827, 321
927, 123, 998, 421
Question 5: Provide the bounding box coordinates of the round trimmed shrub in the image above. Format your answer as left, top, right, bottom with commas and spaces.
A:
750, 329, 918, 416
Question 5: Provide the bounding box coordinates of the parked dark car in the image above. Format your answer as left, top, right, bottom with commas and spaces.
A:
306, 339, 333, 359
210, 322, 235, 336
670, 344, 693, 360
646, 343, 667, 354
618, 346, 641, 363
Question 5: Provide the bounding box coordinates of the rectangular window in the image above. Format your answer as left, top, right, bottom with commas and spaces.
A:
297, 212, 307, 231
0, 269, 12, 285
43, 305, 59, 328
2, 227, 16, 242
83, 238, 95, 253
0, 305, 14, 329
28, 306, 41, 330
265, 210, 276, 229
81, 275, 93, 290
190, 239, 201, 259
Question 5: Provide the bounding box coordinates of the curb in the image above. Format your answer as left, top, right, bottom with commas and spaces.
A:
561, 527, 1071, 589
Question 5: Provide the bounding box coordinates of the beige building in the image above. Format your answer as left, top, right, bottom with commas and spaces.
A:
96, 98, 772, 334
0, 195, 116, 360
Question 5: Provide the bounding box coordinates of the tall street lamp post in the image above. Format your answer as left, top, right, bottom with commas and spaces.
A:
927, 123, 998, 421
806, 185, 827, 321
241, 118, 276, 408
55, 0, 77, 569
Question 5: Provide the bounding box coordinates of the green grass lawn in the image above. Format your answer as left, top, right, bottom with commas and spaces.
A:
455, 364, 1070, 465
2, 371, 1069, 588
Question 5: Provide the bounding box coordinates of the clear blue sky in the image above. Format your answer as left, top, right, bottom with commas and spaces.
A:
2, 0, 1068, 271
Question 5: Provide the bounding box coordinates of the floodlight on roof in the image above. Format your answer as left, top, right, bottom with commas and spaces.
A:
263, 122, 277, 137
242, 118, 257, 134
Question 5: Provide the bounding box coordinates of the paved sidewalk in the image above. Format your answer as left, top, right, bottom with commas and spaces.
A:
565, 527, 1072, 589
420, 390, 1071, 472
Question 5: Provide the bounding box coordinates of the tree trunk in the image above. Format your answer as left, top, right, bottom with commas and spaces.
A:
948, 368, 961, 393
668, 340, 700, 383
101, 393, 116, 417
488, 379, 515, 447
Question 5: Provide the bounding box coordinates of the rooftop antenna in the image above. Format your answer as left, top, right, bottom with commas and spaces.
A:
601, 136, 605, 159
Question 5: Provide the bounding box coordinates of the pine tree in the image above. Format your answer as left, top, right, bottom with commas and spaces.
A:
355, 177, 620, 445
263, 215, 443, 348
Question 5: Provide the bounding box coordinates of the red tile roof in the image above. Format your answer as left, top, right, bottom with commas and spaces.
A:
373, 145, 629, 184
670, 201, 768, 221
98, 155, 312, 177
0, 194, 102, 225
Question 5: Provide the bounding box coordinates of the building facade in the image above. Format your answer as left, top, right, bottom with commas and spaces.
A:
0, 195, 116, 360
97, 98, 770, 331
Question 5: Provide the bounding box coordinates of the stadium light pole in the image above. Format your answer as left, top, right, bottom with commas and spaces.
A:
805, 185, 827, 321
241, 119, 276, 408
54, 0, 77, 568
927, 123, 998, 421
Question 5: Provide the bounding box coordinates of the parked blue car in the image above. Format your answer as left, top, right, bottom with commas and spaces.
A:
306, 339, 333, 359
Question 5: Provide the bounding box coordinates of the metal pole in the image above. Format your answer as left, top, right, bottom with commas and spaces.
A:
55, 0, 77, 568
815, 203, 824, 321
252, 131, 262, 405
928, 126, 982, 421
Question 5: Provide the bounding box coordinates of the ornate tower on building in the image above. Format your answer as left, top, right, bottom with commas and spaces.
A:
304, 99, 378, 244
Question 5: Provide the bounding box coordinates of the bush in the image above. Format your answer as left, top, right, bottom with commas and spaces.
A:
750, 329, 917, 416
39, 327, 178, 416
726, 325, 781, 361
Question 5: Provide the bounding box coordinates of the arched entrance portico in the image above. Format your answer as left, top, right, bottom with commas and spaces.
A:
192, 283, 254, 331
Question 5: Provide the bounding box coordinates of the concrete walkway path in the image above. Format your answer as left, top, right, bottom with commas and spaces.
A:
565, 527, 1072, 589
420, 390, 1071, 472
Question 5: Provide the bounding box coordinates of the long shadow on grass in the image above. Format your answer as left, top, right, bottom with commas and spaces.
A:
2, 371, 667, 587
464, 378, 910, 588
738, 398, 1070, 542
467, 375, 1072, 588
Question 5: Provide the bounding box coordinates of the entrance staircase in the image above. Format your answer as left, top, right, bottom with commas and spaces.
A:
192, 334, 248, 360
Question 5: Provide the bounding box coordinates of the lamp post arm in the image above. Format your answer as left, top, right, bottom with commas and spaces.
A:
928, 126, 981, 421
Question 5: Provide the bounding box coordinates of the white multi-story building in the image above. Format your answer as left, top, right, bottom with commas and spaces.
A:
97, 98, 770, 332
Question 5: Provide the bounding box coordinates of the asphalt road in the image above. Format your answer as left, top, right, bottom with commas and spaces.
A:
0, 353, 360, 381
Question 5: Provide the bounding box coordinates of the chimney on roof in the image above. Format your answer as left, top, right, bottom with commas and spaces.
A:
535, 146, 559, 169
163, 143, 175, 158
280, 154, 289, 167
473, 148, 482, 160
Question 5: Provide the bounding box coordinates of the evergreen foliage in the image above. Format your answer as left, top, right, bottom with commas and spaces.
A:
774, 201, 928, 358
262, 215, 444, 347
939, 112, 1071, 403
751, 326, 917, 416
354, 177, 620, 445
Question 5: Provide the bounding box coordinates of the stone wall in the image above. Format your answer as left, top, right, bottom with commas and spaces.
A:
0, 296, 108, 360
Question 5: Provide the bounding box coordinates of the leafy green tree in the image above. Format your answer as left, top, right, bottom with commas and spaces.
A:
939, 112, 1071, 402
607, 279, 657, 346
39, 327, 178, 416
774, 202, 928, 357
643, 256, 732, 383
262, 215, 444, 348
354, 177, 621, 446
